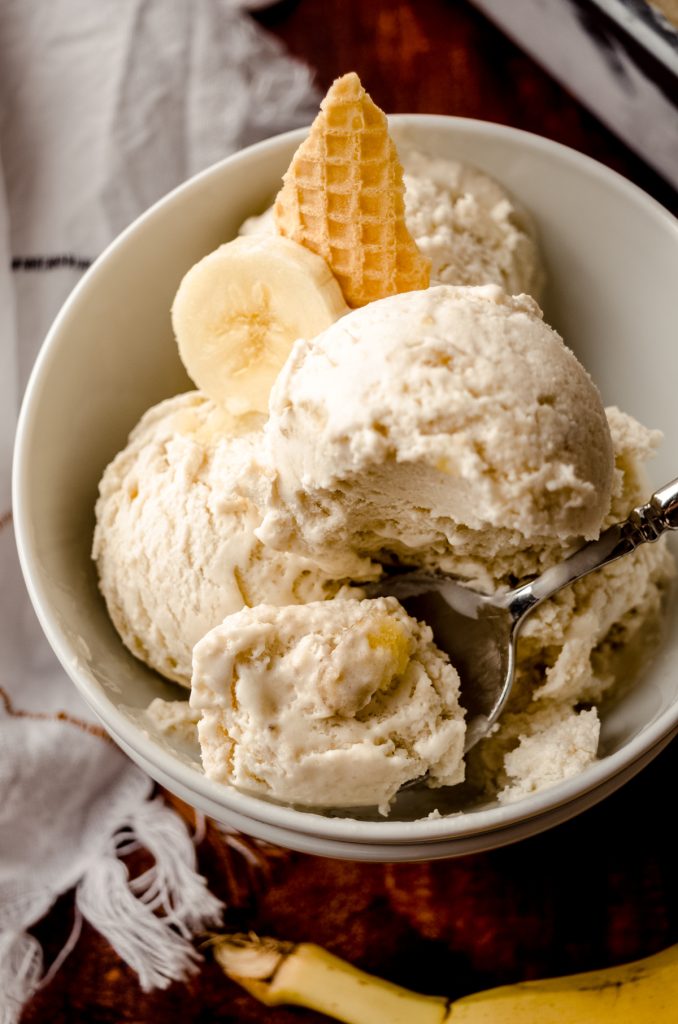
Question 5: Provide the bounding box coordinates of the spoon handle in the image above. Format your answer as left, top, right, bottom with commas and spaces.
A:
507, 477, 678, 622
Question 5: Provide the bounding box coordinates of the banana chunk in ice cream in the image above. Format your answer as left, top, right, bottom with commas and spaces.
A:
259, 284, 615, 583
191, 597, 466, 814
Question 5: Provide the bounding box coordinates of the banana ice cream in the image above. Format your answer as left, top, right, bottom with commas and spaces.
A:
259, 284, 615, 588
398, 146, 544, 300
93, 391, 354, 687
94, 71, 674, 817
474, 406, 673, 803
191, 597, 465, 813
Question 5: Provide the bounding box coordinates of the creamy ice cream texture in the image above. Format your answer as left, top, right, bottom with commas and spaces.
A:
93, 391, 355, 687
399, 147, 544, 300
469, 405, 673, 802
95, 281, 672, 813
191, 596, 465, 814
143, 401, 672, 807
92, 77, 673, 815
259, 284, 615, 585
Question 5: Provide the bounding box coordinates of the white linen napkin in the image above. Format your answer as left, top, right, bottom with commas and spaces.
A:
0, 2, 319, 1019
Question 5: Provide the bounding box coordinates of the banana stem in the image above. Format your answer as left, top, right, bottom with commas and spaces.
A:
212, 932, 678, 1024
212, 932, 449, 1024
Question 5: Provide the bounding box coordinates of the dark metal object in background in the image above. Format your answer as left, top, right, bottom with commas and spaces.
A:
469, 0, 678, 189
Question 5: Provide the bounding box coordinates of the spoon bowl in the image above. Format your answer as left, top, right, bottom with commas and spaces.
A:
368, 573, 515, 751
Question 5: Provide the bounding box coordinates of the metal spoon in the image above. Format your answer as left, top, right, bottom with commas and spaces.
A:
369, 478, 678, 753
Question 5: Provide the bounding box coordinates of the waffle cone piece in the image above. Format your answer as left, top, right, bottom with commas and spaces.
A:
274, 72, 431, 308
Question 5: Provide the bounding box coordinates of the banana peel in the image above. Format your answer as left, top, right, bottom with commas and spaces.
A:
211, 931, 678, 1023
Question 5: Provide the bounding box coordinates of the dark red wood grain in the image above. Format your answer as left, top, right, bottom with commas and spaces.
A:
255, 0, 677, 213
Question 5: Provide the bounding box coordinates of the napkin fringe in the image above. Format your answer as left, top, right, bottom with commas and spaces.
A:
0, 932, 43, 1024
75, 794, 224, 991
0, 792, 225, 1023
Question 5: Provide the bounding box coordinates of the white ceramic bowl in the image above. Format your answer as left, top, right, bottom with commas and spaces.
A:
13, 116, 678, 862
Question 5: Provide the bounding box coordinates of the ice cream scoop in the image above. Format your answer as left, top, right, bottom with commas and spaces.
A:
397, 144, 544, 300
191, 596, 465, 813
372, 478, 678, 754
92, 391, 352, 686
259, 284, 615, 583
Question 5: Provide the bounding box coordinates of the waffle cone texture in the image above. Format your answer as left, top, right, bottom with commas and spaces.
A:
274, 72, 431, 308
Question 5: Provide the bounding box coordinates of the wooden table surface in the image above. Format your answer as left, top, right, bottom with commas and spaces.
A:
23, 1, 677, 1020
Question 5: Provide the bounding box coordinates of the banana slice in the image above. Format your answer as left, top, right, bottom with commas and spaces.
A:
172, 235, 349, 417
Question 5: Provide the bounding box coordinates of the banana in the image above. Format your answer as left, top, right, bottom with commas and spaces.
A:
171, 235, 348, 417
212, 934, 448, 1024
451, 943, 678, 1023
211, 932, 678, 1024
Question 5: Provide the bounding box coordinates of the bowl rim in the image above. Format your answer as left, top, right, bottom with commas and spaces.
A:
13, 114, 678, 846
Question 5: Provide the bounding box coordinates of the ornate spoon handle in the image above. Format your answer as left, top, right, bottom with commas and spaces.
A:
625, 478, 678, 540
506, 478, 678, 622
